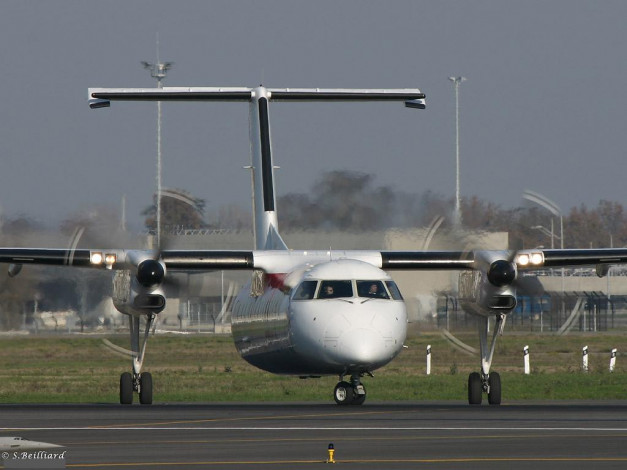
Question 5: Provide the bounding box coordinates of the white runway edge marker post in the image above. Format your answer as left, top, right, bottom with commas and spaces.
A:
610, 348, 617, 373
426, 345, 431, 375
582, 346, 589, 372
523, 345, 530, 375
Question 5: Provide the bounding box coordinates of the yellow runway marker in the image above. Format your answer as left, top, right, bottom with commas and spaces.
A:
326, 443, 335, 463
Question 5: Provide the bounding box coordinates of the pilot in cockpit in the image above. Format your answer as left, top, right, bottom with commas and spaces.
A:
358, 281, 389, 299
367, 283, 380, 297
321, 285, 335, 298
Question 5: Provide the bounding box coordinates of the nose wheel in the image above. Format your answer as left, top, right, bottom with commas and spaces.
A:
333, 377, 367, 405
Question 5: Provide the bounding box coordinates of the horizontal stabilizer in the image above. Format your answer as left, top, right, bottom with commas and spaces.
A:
89, 87, 425, 108
88, 87, 253, 108
267, 88, 425, 102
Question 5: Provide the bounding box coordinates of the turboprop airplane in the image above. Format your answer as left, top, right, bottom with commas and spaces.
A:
2, 85, 627, 407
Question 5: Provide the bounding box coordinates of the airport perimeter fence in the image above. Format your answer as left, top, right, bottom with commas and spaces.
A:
0, 297, 232, 335
434, 292, 627, 333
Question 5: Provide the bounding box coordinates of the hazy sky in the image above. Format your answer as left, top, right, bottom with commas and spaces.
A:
1, 1, 626, 230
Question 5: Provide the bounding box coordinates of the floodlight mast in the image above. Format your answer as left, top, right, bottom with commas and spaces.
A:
448, 76, 466, 227
141, 37, 173, 249
523, 189, 565, 315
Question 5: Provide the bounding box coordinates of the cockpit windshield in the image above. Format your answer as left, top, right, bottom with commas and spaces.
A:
318, 280, 353, 299
357, 280, 389, 299
292, 279, 402, 301
293, 280, 318, 300
385, 281, 404, 300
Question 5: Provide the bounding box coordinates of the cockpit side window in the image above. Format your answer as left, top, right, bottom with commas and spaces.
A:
292, 280, 318, 300
385, 281, 404, 300
357, 280, 390, 299
318, 280, 353, 299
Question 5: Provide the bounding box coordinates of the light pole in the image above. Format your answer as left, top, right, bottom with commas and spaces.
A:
531, 224, 560, 249
142, 37, 173, 248
449, 76, 466, 227
523, 190, 564, 250
523, 189, 565, 317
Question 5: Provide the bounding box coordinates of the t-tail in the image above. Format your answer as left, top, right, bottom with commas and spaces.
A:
249, 86, 287, 250
88, 85, 426, 250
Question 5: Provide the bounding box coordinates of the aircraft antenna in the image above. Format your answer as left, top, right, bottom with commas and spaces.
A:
141, 33, 173, 248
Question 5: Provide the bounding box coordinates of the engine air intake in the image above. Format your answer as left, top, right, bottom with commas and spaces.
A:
133, 294, 166, 312
488, 295, 517, 310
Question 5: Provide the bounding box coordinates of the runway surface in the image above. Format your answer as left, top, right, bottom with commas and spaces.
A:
1, 402, 627, 469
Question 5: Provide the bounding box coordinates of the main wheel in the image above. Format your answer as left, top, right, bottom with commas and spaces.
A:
333, 381, 355, 405
120, 372, 133, 405
487, 372, 501, 405
468, 372, 482, 405
139, 372, 153, 405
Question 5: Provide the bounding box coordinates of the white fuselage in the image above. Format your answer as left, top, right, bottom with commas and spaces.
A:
231, 259, 407, 376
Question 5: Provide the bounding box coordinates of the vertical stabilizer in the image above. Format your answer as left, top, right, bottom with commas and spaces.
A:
249, 86, 288, 250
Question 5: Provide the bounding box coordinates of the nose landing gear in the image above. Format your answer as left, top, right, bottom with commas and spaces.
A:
333, 375, 367, 405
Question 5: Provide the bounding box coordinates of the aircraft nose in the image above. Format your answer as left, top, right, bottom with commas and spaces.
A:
338, 328, 391, 367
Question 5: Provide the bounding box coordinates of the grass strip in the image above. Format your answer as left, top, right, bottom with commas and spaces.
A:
0, 332, 625, 403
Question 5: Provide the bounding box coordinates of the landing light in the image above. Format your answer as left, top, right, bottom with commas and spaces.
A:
516, 251, 544, 267
90, 252, 117, 268
530, 252, 544, 265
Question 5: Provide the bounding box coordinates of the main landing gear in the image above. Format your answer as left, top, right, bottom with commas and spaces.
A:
468, 371, 501, 405
333, 374, 367, 405
468, 314, 505, 405
120, 371, 153, 405
120, 314, 155, 405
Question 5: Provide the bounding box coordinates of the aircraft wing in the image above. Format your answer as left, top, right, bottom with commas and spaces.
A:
0, 248, 474, 273
539, 248, 627, 268
0, 248, 255, 272
2, 248, 627, 274
0, 248, 94, 268
163, 248, 627, 272
164, 250, 474, 272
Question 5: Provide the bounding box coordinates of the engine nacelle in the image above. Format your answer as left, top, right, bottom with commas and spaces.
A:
458, 251, 518, 316
112, 269, 166, 316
